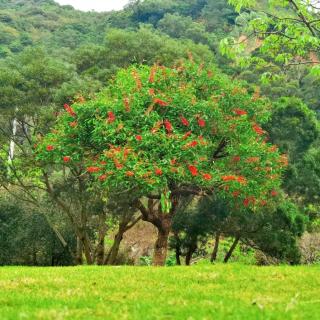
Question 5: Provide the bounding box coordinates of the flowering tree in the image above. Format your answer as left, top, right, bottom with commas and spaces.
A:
36, 61, 287, 265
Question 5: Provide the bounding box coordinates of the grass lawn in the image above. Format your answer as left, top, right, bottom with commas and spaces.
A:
0, 263, 319, 320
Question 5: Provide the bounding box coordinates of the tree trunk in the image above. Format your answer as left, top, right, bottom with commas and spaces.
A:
174, 233, 181, 265
76, 236, 83, 265
96, 212, 107, 265
153, 229, 170, 266
135, 198, 175, 266
79, 231, 93, 265
224, 236, 240, 263
185, 242, 197, 266
105, 232, 123, 265
210, 232, 220, 263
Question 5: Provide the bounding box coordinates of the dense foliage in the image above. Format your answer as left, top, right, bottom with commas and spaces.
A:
0, 0, 319, 266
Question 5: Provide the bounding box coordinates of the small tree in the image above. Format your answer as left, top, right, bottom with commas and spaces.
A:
36, 61, 286, 265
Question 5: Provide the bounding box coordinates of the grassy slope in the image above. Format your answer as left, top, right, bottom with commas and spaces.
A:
0, 264, 319, 320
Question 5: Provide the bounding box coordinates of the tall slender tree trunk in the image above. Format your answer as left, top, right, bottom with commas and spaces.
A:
96, 212, 107, 265
210, 232, 220, 263
7, 117, 18, 175
224, 236, 240, 263
105, 232, 123, 265
76, 236, 83, 265
174, 233, 181, 265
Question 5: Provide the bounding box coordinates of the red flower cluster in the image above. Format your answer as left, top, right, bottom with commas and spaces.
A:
149, 88, 155, 96
87, 167, 100, 173
63, 156, 71, 163
69, 121, 77, 128
108, 111, 116, 123
164, 120, 173, 133
136, 135, 142, 141
46, 145, 54, 151
202, 173, 212, 180
123, 97, 130, 112
246, 157, 260, 163
132, 70, 142, 90
149, 66, 157, 83
183, 131, 192, 139
222, 175, 236, 182
222, 175, 246, 184
232, 191, 240, 198
187, 140, 198, 148
188, 165, 198, 176
270, 190, 278, 197
180, 116, 189, 126
99, 174, 107, 181
126, 171, 134, 177
243, 196, 255, 207
64, 104, 76, 117
154, 98, 169, 107
198, 118, 206, 127
252, 124, 264, 135
232, 156, 241, 162
155, 168, 163, 176
233, 109, 247, 116
269, 145, 278, 152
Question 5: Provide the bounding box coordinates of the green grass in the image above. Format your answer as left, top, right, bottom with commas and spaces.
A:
0, 264, 319, 319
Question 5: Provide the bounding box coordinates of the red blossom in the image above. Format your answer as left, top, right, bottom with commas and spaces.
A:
46, 145, 54, 152
99, 174, 107, 181
252, 123, 264, 135
164, 120, 173, 133
243, 196, 255, 207
237, 176, 247, 184
183, 131, 192, 139
180, 116, 189, 126
260, 200, 267, 206
132, 70, 142, 90
149, 88, 155, 96
270, 190, 278, 197
198, 118, 206, 127
188, 165, 198, 176
170, 159, 177, 165
87, 167, 100, 173
222, 175, 236, 182
64, 104, 76, 117
233, 108, 247, 116
126, 171, 134, 177
114, 159, 123, 169
269, 145, 278, 152
155, 168, 163, 176
232, 191, 240, 198
123, 97, 130, 112
149, 66, 157, 83
154, 98, 169, 107
108, 111, 116, 123
136, 135, 142, 141
202, 173, 212, 180
243, 198, 250, 207
232, 156, 241, 162
63, 156, 71, 163
246, 157, 260, 163
69, 121, 77, 128
187, 140, 198, 148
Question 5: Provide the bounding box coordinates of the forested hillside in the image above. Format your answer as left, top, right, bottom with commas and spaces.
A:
0, 0, 319, 267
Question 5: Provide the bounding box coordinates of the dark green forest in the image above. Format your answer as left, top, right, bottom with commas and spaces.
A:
0, 0, 319, 267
